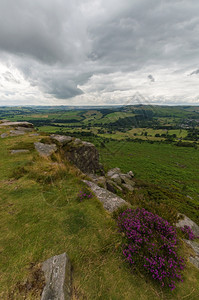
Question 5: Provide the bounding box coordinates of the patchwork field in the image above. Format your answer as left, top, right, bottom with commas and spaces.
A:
0, 105, 199, 299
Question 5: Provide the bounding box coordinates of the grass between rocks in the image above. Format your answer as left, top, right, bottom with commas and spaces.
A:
0, 129, 199, 299
99, 140, 199, 225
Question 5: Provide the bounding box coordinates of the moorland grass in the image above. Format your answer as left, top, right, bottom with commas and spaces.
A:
99, 140, 199, 225
0, 129, 199, 299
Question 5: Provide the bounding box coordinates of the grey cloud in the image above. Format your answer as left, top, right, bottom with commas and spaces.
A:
0, 0, 199, 103
148, 75, 155, 82
190, 69, 199, 75
41, 78, 84, 99
0, 0, 90, 65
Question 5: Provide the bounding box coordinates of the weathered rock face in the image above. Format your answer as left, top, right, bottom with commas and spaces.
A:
41, 253, 72, 300
185, 240, 199, 269
65, 140, 103, 174
176, 214, 199, 237
176, 215, 199, 269
34, 142, 57, 157
83, 180, 128, 212
51, 135, 104, 175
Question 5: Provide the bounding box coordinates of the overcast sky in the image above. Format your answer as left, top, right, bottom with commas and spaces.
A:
0, 0, 199, 106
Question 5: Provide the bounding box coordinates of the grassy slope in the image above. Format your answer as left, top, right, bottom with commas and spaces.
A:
99, 141, 199, 224
0, 128, 199, 299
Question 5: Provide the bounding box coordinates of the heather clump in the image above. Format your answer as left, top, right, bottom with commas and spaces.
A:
117, 208, 185, 290
180, 225, 197, 240
77, 188, 93, 202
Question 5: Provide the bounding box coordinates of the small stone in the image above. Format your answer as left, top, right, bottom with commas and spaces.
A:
128, 171, 134, 178
10, 130, 26, 136
107, 168, 121, 177
41, 252, 72, 300
120, 175, 135, 187
50, 134, 73, 145
29, 133, 39, 136
122, 183, 134, 192
106, 179, 123, 193
1, 133, 8, 138
34, 142, 57, 157
16, 127, 33, 132
10, 149, 30, 154
110, 173, 122, 185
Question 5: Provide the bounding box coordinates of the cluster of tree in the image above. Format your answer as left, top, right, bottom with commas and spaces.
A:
184, 129, 199, 141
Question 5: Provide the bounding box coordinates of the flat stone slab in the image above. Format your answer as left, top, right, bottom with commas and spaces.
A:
0, 119, 10, 123
50, 134, 73, 145
10, 149, 30, 154
10, 130, 26, 136
16, 126, 33, 132
184, 240, 199, 269
0, 121, 33, 128
1, 133, 8, 138
83, 180, 127, 212
41, 253, 72, 300
34, 142, 57, 157
176, 215, 199, 269
176, 214, 199, 237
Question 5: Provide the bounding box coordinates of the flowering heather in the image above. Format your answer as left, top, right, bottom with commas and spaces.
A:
180, 225, 196, 240
77, 189, 93, 202
117, 208, 185, 290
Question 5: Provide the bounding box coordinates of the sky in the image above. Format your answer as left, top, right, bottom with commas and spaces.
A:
0, 0, 199, 106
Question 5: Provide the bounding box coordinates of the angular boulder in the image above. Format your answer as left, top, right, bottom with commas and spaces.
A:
50, 134, 73, 145
34, 142, 57, 157
41, 253, 72, 300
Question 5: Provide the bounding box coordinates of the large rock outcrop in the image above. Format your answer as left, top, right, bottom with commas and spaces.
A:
0, 121, 34, 128
51, 135, 104, 175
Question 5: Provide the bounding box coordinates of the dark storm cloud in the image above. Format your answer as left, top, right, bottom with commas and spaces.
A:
0, 0, 199, 102
90, 0, 199, 70
190, 69, 199, 75
0, 0, 90, 65
148, 75, 155, 82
